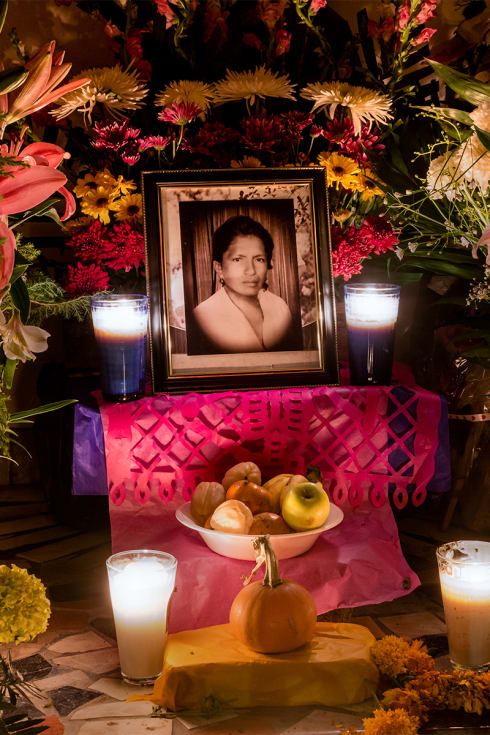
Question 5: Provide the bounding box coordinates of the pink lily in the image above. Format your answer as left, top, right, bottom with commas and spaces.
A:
0, 140, 75, 221
0, 41, 89, 133
471, 223, 490, 265
0, 221, 15, 293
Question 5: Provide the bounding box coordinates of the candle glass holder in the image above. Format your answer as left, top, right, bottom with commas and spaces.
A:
344, 283, 400, 386
437, 540, 490, 671
107, 549, 177, 685
90, 295, 148, 402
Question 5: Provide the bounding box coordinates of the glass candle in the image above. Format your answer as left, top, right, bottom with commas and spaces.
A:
344, 283, 400, 385
90, 295, 148, 402
106, 549, 177, 685
437, 540, 490, 670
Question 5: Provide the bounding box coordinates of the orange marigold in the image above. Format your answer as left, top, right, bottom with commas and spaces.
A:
363, 708, 420, 735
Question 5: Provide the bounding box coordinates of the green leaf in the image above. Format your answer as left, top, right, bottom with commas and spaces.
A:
10, 198, 61, 229
41, 207, 62, 226
475, 126, 490, 152
10, 278, 30, 321
399, 257, 482, 279
10, 284, 30, 320
0, 66, 28, 95
0, 0, 8, 36
389, 272, 423, 285
10, 399, 78, 422
3, 358, 17, 389
414, 105, 474, 126
9, 264, 28, 285
428, 60, 490, 106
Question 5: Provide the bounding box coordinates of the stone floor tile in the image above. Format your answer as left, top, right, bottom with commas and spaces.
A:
280, 709, 363, 734
379, 612, 446, 638
15, 653, 52, 680
177, 712, 238, 730
34, 669, 92, 692
52, 648, 120, 675
49, 686, 103, 717
0, 642, 42, 661
70, 699, 153, 719
76, 717, 173, 734
88, 676, 153, 701
49, 632, 111, 654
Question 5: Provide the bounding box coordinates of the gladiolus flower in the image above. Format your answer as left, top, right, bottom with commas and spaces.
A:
0, 222, 15, 293
0, 141, 75, 221
0, 313, 50, 362
1, 41, 89, 130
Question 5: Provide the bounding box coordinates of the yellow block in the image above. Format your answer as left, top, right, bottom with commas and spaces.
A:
140, 622, 379, 712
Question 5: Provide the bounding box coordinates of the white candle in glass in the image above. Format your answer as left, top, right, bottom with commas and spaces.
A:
107, 550, 177, 683
437, 540, 490, 670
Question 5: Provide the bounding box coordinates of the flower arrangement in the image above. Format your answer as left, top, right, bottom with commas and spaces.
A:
0, 4, 94, 462
340, 635, 490, 734
41, 0, 463, 292
0, 564, 51, 734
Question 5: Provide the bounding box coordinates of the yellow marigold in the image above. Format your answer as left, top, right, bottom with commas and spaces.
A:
114, 193, 143, 224
382, 687, 430, 722
404, 638, 435, 676
80, 186, 118, 224
0, 564, 51, 644
363, 708, 420, 735
318, 151, 360, 190
371, 635, 411, 678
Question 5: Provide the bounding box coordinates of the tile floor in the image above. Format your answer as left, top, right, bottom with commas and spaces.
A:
1, 487, 490, 734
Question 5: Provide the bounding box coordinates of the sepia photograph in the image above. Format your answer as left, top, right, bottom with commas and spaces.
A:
142, 168, 338, 392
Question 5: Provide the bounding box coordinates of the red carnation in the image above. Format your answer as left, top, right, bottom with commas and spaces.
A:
64, 263, 110, 296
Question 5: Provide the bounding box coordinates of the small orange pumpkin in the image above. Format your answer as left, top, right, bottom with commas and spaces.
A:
229, 536, 317, 653
226, 480, 272, 515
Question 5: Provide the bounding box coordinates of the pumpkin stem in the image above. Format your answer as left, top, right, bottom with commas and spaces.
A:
253, 536, 282, 588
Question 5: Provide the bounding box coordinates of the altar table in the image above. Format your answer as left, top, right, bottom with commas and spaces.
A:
72, 377, 450, 632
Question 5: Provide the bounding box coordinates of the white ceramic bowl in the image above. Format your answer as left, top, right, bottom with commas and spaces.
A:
175, 501, 344, 561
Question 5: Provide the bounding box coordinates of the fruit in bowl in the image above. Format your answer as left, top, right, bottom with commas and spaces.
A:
226, 480, 272, 514
190, 481, 226, 526
281, 482, 331, 532
209, 499, 253, 534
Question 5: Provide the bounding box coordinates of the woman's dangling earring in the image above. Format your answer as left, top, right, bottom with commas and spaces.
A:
219, 277, 225, 286
263, 280, 269, 291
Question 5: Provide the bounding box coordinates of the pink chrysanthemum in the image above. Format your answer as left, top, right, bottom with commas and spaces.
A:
158, 102, 202, 125
92, 119, 141, 151
64, 263, 110, 296
319, 117, 385, 164
66, 220, 108, 263
139, 135, 171, 151
102, 223, 145, 272
241, 113, 283, 152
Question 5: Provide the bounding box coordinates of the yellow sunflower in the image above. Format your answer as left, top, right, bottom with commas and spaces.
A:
114, 193, 143, 224
113, 175, 137, 197
230, 156, 263, 168
318, 152, 360, 189
81, 186, 119, 224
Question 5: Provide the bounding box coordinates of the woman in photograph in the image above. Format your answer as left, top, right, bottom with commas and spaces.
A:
192, 215, 300, 354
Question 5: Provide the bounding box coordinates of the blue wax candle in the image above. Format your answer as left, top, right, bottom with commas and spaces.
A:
91, 295, 148, 402
344, 284, 400, 386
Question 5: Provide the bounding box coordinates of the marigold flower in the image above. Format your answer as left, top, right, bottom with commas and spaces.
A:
231, 156, 263, 168
363, 708, 420, 735
0, 564, 51, 643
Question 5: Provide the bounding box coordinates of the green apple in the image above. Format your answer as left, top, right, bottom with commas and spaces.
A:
281, 482, 330, 532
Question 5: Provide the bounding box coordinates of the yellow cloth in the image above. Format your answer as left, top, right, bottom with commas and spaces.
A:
139, 622, 378, 712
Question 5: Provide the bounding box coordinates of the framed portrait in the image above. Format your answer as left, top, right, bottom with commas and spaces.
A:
142, 167, 339, 393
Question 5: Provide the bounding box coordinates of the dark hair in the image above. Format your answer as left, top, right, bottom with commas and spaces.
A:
212, 215, 274, 267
